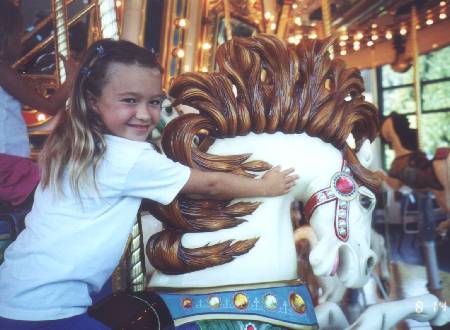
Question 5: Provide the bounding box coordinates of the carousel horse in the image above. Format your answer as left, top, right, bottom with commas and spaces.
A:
144, 34, 381, 329
294, 225, 390, 305
379, 112, 450, 228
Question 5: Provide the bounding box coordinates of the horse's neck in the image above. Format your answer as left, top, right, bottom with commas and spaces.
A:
208, 132, 343, 202
390, 133, 412, 158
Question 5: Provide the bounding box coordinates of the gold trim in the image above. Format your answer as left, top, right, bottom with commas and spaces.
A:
276, 2, 292, 38
151, 278, 306, 294
13, 2, 95, 69
138, 0, 148, 46
28, 130, 50, 136
160, 0, 175, 89
223, 0, 232, 41
321, 0, 331, 37
20, 0, 77, 44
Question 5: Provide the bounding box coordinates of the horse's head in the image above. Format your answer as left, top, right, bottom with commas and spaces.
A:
147, 34, 381, 283
303, 140, 378, 288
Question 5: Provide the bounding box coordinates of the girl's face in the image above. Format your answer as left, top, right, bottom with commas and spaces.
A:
88, 62, 163, 142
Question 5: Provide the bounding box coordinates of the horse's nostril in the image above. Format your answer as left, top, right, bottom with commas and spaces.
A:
366, 256, 376, 275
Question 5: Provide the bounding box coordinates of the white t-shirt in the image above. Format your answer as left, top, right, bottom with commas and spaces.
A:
0, 135, 190, 320
0, 86, 30, 157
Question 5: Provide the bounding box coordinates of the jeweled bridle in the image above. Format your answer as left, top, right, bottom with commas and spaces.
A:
303, 160, 359, 242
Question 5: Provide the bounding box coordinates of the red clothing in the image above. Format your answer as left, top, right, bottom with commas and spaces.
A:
388, 151, 443, 191
0, 153, 40, 206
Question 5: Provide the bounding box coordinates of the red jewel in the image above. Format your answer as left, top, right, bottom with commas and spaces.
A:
336, 176, 354, 195
246, 325, 255, 330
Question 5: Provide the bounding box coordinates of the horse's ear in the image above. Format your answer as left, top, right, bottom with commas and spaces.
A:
356, 139, 373, 168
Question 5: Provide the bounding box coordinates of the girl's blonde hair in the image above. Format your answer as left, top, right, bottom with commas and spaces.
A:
40, 39, 161, 198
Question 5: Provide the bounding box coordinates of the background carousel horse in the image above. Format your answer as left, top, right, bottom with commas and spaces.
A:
145, 34, 381, 329
378, 112, 450, 234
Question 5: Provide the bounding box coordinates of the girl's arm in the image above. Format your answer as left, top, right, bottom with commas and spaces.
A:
375, 170, 403, 190
181, 166, 298, 199
0, 60, 75, 115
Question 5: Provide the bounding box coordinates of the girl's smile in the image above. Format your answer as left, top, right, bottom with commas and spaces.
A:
88, 62, 163, 142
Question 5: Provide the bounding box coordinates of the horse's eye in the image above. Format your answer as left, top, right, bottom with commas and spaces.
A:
359, 194, 373, 210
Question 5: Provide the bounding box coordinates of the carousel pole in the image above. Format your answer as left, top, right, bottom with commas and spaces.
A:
97, 0, 119, 39
321, 0, 331, 37
321, 0, 334, 58
223, 0, 232, 41
51, 0, 70, 84
276, 1, 293, 38
411, 6, 422, 149
94, 0, 147, 292
121, 0, 148, 45
127, 213, 146, 292
411, 6, 443, 300
114, 1, 147, 292
138, 0, 148, 46
183, 0, 203, 73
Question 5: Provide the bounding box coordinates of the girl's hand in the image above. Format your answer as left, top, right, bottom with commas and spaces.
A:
260, 165, 299, 196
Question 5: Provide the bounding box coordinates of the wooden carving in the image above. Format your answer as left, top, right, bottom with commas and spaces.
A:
147, 34, 379, 275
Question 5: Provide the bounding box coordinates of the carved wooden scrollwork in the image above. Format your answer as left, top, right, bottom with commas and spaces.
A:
147, 34, 380, 276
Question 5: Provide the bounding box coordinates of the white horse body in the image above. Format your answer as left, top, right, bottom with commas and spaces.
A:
149, 132, 376, 289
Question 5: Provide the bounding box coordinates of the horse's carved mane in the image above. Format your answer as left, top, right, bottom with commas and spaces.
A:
147, 34, 380, 275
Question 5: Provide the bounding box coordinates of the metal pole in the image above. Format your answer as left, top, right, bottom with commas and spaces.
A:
223, 0, 232, 41
411, 6, 422, 149
321, 0, 331, 37
419, 192, 443, 299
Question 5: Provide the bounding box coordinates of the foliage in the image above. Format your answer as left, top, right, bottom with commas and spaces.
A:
381, 45, 450, 168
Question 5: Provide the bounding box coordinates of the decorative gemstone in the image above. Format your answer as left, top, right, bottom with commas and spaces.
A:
182, 298, 192, 309
245, 323, 256, 330
208, 296, 220, 308
336, 176, 354, 195
264, 294, 278, 310
338, 220, 347, 226
234, 293, 249, 309
289, 292, 306, 313
339, 228, 347, 235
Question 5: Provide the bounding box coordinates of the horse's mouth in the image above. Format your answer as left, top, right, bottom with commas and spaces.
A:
330, 252, 339, 276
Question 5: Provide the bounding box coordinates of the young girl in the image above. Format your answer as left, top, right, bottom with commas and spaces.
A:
0, 0, 76, 157
0, 39, 298, 329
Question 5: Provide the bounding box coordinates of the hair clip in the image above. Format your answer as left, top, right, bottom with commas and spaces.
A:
96, 45, 105, 58
150, 48, 155, 54
81, 66, 91, 78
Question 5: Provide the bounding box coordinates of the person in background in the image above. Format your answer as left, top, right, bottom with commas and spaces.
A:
0, 0, 76, 158
0, 0, 76, 209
